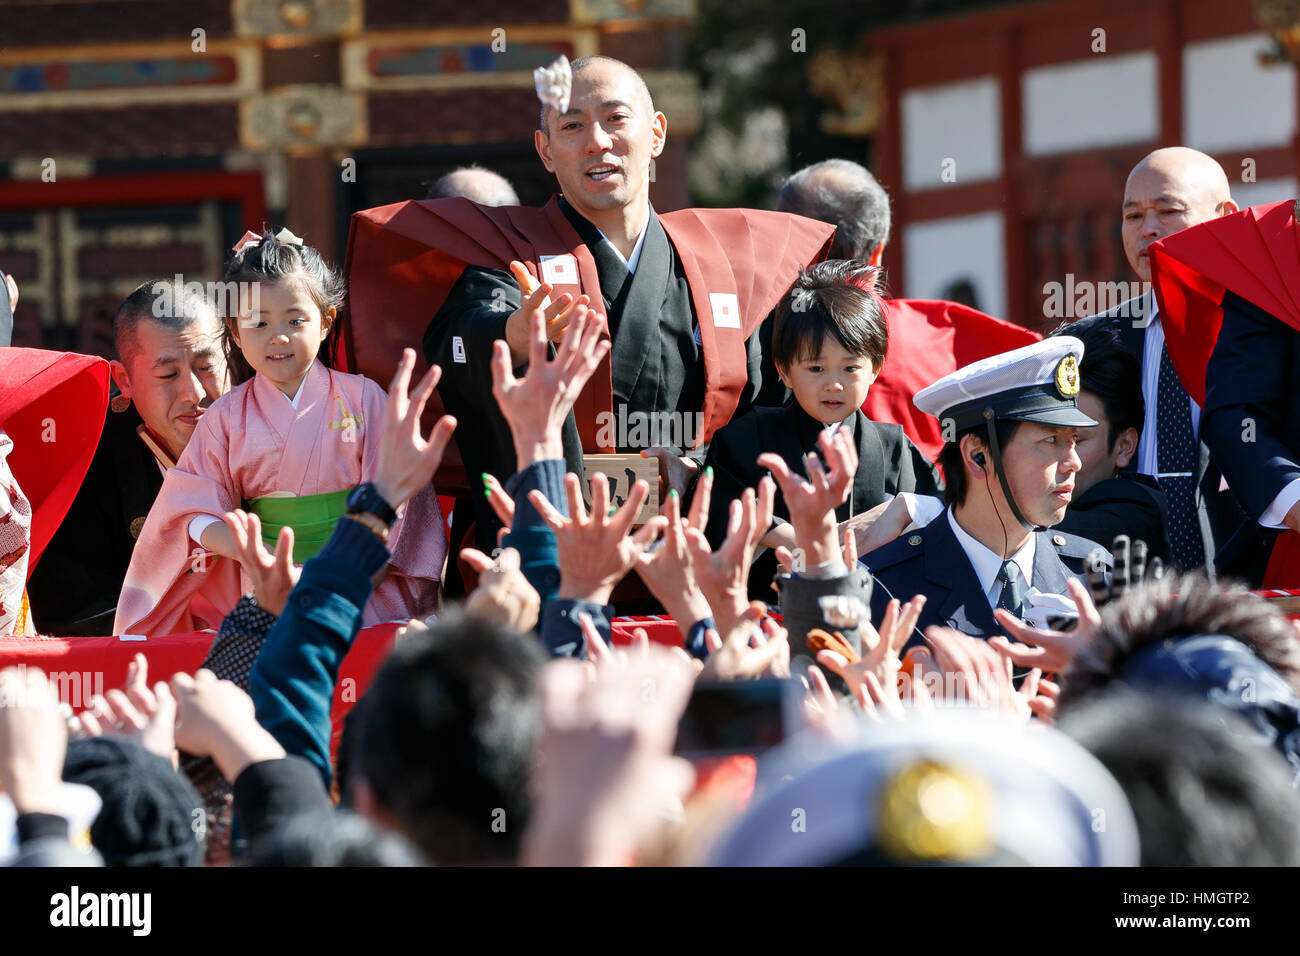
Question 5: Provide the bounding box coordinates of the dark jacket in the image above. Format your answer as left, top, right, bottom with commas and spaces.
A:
1055, 472, 1170, 564
1071, 296, 1246, 575
860, 509, 1104, 650
1121, 635, 1300, 773
27, 405, 165, 635
1201, 291, 1300, 584
702, 402, 940, 598
703, 403, 940, 545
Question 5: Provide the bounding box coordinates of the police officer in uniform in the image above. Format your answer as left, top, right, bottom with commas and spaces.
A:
861, 338, 1109, 649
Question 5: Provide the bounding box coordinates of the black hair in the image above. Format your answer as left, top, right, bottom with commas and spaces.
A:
353, 609, 546, 865
1060, 573, 1300, 704
1050, 320, 1143, 450
113, 278, 217, 366
219, 228, 345, 386
777, 159, 892, 261
937, 418, 1021, 507
772, 259, 888, 374
63, 736, 204, 867
1060, 692, 1300, 866
537, 55, 655, 134
250, 811, 428, 867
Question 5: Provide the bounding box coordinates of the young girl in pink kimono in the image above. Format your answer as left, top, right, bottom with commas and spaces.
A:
115, 228, 445, 636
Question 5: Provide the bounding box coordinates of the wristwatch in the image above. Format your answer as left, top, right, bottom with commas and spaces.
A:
346, 482, 397, 525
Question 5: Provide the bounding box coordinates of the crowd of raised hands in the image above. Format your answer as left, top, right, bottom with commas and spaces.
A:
4, 301, 1299, 868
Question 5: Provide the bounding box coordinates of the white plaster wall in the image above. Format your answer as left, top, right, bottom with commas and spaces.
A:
902, 77, 1001, 191
1023, 51, 1159, 156
1185, 32, 1295, 153
903, 211, 1007, 320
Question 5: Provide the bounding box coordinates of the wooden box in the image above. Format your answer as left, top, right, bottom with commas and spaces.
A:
581, 453, 660, 525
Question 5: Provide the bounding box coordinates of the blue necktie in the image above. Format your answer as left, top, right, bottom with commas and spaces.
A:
995, 560, 1024, 617
1156, 344, 1206, 570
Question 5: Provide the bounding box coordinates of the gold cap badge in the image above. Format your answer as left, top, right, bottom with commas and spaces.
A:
1055, 355, 1080, 398
878, 760, 992, 862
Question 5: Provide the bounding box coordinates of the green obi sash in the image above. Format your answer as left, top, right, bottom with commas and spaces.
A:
248, 489, 350, 562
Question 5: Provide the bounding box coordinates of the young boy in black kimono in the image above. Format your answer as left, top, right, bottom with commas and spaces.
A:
701, 259, 940, 592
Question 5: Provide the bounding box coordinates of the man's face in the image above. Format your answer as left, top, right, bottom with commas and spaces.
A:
998, 422, 1082, 527
1072, 391, 1135, 498
777, 338, 878, 425
534, 62, 666, 222
1122, 164, 1226, 283
113, 316, 227, 461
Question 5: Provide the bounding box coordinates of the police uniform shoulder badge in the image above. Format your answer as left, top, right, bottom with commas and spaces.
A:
1055, 355, 1080, 397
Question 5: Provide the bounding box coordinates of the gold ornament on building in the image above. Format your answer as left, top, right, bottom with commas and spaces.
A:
241, 86, 366, 149
279, 0, 315, 30
808, 51, 884, 138
234, 0, 359, 37
286, 101, 322, 140
1255, 0, 1300, 63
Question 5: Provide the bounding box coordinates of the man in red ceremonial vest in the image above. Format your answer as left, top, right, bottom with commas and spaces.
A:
343, 56, 834, 554
1149, 198, 1300, 587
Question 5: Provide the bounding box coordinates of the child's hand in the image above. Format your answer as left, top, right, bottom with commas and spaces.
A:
374, 349, 458, 510
223, 509, 300, 617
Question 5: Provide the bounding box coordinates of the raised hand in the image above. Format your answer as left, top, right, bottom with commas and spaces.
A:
0, 666, 68, 815
522, 646, 696, 866
529, 472, 667, 606
503, 260, 594, 365
482, 473, 516, 527
633, 491, 713, 633
989, 576, 1100, 674
222, 509, 299, 617
815, 595, 925, 704
492, 305, 610, 465
699, 604, 791, 681
683, 478, 775, 636
461, 546, 541, 633
922, 626, 1043, 720
758, 427, 858, 570
374, 348, 458, 510
170, 669, 284, 783
76, 653, 177, 765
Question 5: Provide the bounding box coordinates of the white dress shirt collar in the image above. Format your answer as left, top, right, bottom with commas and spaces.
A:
946, 508, 1036, 607
597, 220, 649, 274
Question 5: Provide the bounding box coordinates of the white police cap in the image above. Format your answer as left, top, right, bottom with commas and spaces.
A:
707, 710, 1139, 867
914, 336, 1096, 432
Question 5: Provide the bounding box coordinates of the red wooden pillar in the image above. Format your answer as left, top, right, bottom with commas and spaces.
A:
1155, 0, 1184, 146
997, 25, 1026, 329
877, 41, 906, 296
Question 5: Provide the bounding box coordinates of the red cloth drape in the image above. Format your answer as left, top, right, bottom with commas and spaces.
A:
0, 348, 109, 572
